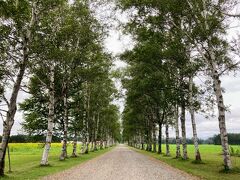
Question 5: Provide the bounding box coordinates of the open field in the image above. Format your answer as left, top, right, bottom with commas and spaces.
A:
1, 143, 113, 179
1, 143, 240, 180
133, 144, 240, 180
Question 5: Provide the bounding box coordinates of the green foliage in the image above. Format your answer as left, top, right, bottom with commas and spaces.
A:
118, 0, 237, 170
18, 0, 121, 146
230, 146, 240, 157
0, 135, 61, 143
210, 134, 240, 145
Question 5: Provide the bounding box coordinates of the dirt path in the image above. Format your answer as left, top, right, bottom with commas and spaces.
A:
42, 144, 198, 180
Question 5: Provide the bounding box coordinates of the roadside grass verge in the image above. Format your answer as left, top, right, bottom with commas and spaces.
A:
132, 144, 240, 180
1, 143, 114, 179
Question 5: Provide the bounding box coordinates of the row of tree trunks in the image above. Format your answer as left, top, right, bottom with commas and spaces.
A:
130, 104, 201, 161
80, 128, 112, 153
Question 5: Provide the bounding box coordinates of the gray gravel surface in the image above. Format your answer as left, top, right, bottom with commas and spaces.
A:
42, 144, 199, 180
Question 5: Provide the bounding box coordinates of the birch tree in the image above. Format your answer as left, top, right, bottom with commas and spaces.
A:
0, 0, 60, 175
182, 0, 236, 169
0, 2, 38, 173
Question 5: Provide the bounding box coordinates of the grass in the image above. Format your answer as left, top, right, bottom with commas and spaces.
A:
1, 143, 114, 179
133, 144, 240, 180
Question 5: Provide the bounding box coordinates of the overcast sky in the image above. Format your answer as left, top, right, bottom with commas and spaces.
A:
1, 3, 240, 140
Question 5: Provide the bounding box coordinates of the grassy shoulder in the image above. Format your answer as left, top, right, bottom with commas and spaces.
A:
132, 144, 240, 180
1, 143, 114, 179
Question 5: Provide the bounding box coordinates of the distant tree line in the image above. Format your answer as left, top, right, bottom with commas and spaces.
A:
162, 134, 240, 145
4, 133, 239, 145
207, 134, 240, 145
127, 133, 240, 145
0, 135, 61, 143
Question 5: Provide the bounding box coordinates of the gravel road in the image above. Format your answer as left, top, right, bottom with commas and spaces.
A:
42, 144, 198, 180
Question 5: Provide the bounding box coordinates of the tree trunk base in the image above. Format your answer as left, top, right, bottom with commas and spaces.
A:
59, 155, 68, 161
71, 154, 77, 158
195, 153, 201, 161
175, 155, 181, 159
59, 157, 65, 161
40, 163, 50, 166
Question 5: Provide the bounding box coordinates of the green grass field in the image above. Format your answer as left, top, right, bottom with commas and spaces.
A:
2, 143, 240, 179
1, 143, 113, 179
133, 144, 240, 180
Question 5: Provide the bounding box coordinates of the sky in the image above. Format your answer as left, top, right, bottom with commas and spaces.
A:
1, 3, 240, 140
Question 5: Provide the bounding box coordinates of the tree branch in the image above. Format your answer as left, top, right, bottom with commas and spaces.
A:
219, 62, 240, 76
223, 13, 240, 18
2, 94, 10, 108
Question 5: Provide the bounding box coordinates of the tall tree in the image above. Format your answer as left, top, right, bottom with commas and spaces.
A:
0, 0, 64, 174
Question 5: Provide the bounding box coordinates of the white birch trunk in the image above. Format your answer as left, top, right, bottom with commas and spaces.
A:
40, 65, 55, 166
71, 131, 77, 157
0, 62, 27, 174
189, 76, 201, 161
153, 124, 157, 153
100, 138, 103, 149
85, 84, 90, 154
175, 107, 181, 158
158, 123, 162, 154
81, 140, 86, 154
94, 112, 99, 151
165, 123, 170, 156
90, 141, 94, 151
85, 131, 89, 154
60, 84, 68, 160
209, 55, 232, 169
180, 103, 188, 160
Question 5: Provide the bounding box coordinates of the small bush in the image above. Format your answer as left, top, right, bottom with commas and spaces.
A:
229, 146, 240, 157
